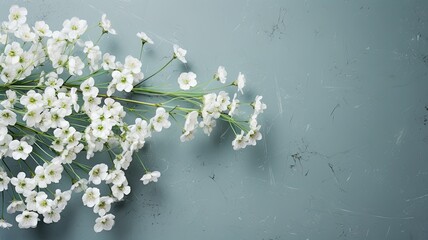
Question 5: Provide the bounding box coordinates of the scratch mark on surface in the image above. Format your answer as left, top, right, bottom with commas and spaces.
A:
385, 225, 391, 239
86, 3, 103, 14
328, 163, 339, 185
405, 193, 428, 202
233, 23, 241, 32
275, 76, 283, 116
365, 228, 370, 239
284, 184, 299, 190
305, 124, 311, 132
268, 166, 276, 185
395, 128, 405, 145
346, 172, 352, 182
209, 174, 215, 181
335, 207, 414, 220
330, 103, 340, 118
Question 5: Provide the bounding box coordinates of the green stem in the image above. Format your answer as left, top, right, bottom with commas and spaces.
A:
134, 57, 174, 87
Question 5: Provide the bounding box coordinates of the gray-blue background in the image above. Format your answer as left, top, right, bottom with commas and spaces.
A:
1, 0, 428, 239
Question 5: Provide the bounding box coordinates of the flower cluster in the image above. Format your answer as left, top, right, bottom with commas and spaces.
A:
0, 5, 266, 232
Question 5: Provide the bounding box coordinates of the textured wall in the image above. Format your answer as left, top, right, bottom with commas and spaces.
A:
1, 0, 428, 239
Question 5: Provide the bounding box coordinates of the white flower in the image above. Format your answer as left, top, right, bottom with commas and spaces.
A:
11, 172, 36, 196
124, 55, 142, 74
228, 93, 239, 116
7, 200, 25, 214
183, 111, 199, 132
93, 196, 113, 216
82, 187, 100, 208
140, 171, 161, 185
53, 189, 72, 211
112, 70, 134, 92
150, 107, 171, 132
14, 24, 35, 42
199, 115, 216, 136
0, 219, 12, 229
215, 66, 227, 84
137, 32, 154, 44
80, 77, 99, 97
94, 213, 115, 232
62, 17, 87, 41
0, 109, 17, 126
1, 90, 17, 109
35, 192, 53, 214
71, 178, 88, 193
8, 5, 27, 29
20, 90, 43, 111
9, 140, 33, 160
111, 180, 130, 200
0, 65, 18, 83
0, 171, 10, 191
42, 208, 61, 224
180, 130, 195, 142
16, 211, 39, 229
100, 14, 116, 35
216, 91, 230, 111
234, 72, 246, 94
177, 72, 197, 90
89, 164, 108, 185
232, 131, 247, 150
68, 56, 84, 76
23, 108, 43, 127
4, 42, 23, 64
173, 44, 187, 63
105, 169, 126, 186
33, 21, 52, 37
253, 95, 267, 116
102, 53, 116, 70
34, 165, 50, 188
246, 124, 262, 146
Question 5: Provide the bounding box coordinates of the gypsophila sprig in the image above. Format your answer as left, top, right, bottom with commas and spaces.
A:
0, 5, 266, 232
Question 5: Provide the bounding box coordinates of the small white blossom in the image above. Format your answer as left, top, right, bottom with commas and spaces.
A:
7, 200, 25, 214
33, 21, 52, 37
124, 56, 142, 74
0, 171, 10, 191
232, 131, 247, 150
42, 208, 61, 224
89, 164, 109, 185
177, 72, 197, 90
111, 180, 130, 200
94, 214, 115, 232
234, 72, 246, 94
150, 107, 171, 132
0, 219, 12, 228
215, 66, 227, 84
62, 17, 87, 41
253, 95, 267, 116
11, 172, 36, 196
112, 70, 133, 92
228, 93, 240, 116
102, 53, 116, 70
100, 14, 116, 35
173, 44, 187, 63
9, 140, 33, 160
35, 192, 53, 214
68, 56, 84, 76
137, 32, 153, 44
82, 187, 100, 208
140, 171, 161, 185
8, 5, 27, 29
16, 211, 39, 229
93, 196, 113, 216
